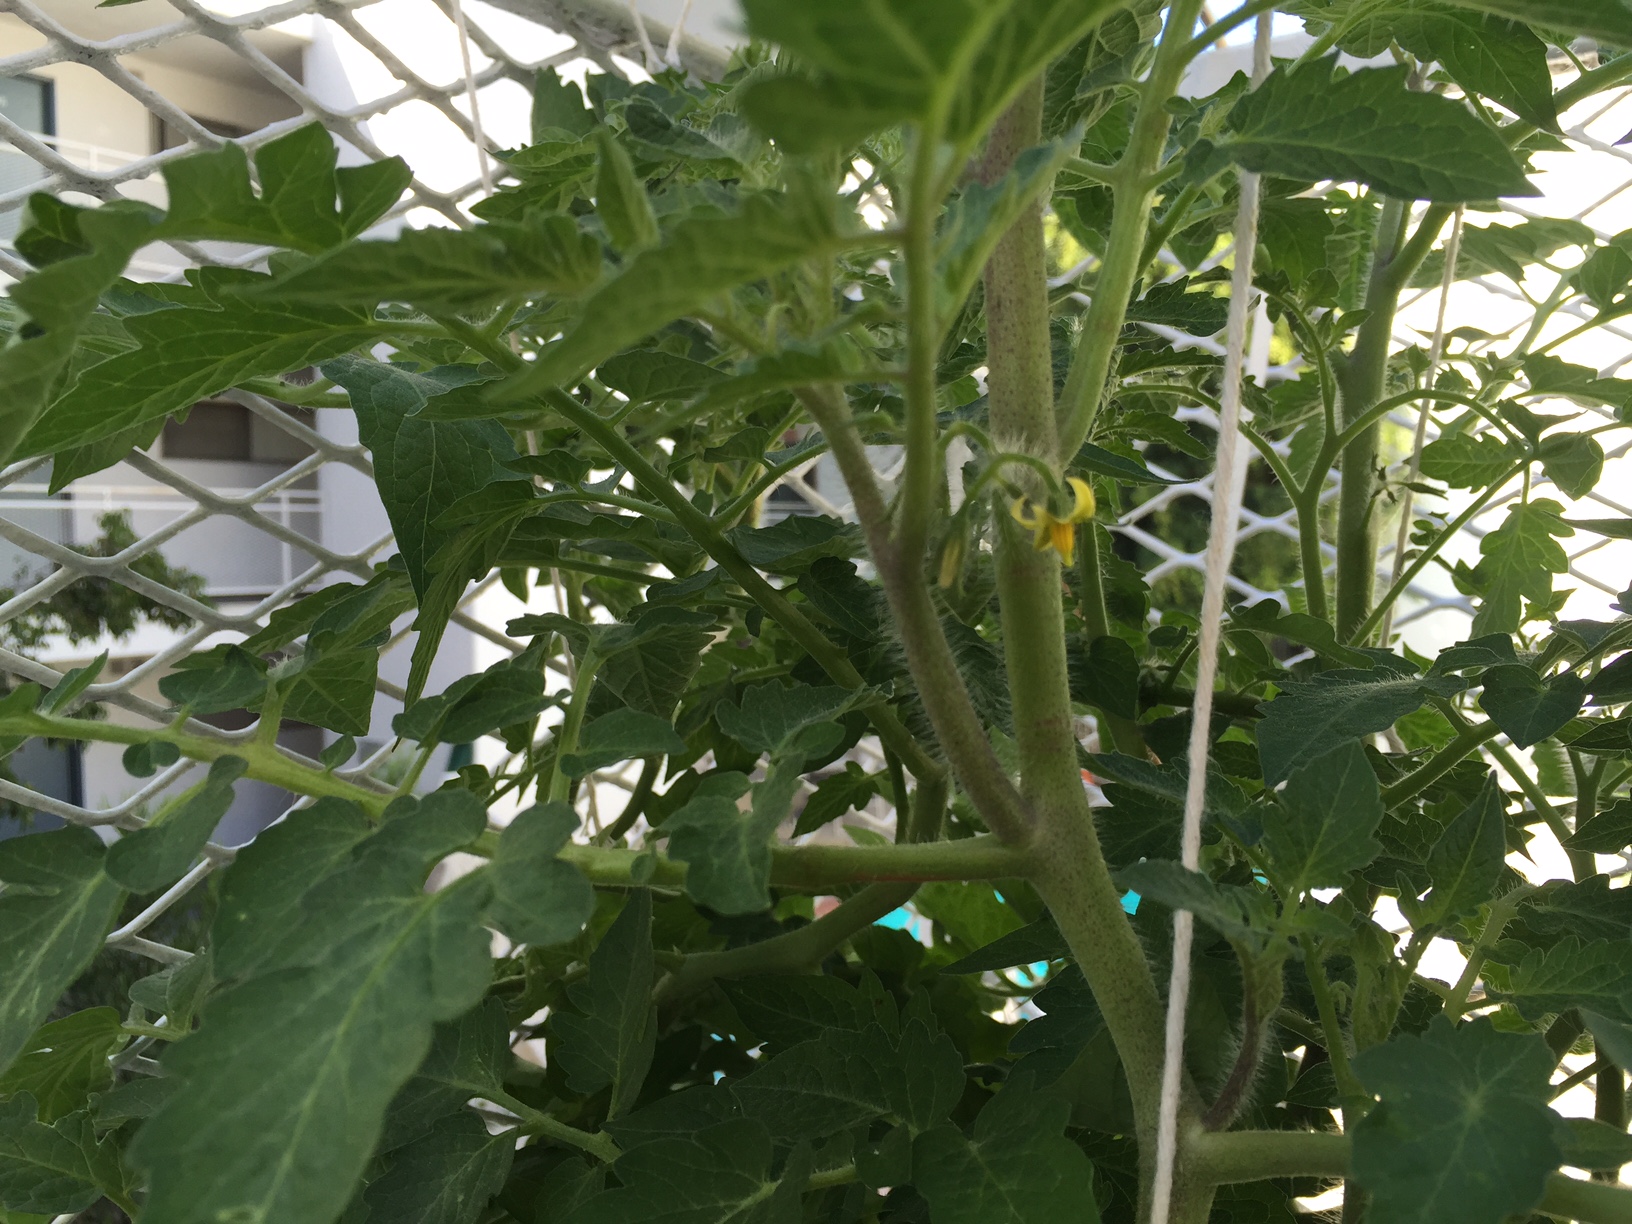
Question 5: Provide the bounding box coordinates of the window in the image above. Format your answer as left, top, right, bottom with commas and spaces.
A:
0, 75, 54, 137
154, 113, 252, 154
161, 400, 315, 464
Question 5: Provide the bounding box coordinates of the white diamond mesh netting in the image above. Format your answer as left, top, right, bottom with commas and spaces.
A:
0, 6, 1628, 986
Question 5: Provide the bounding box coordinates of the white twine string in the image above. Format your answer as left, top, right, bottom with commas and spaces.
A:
1377, 205, 1464, 646
664, 0, 696, 69
1148, 16, 1272, 1224
448, 0, 493, 194
628, 0, 663, 73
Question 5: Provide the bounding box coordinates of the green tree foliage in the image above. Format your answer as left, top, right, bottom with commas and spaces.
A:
3, 4, 1632, 1223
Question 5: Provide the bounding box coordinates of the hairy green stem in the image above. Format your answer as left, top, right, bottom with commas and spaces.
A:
547, 651, 601, 804
1349, 461, 1526, 645
1485, 738, 1580, 872
9, 708, 391, 816
656, 774, 948, 1003
1333, 201, 1452, 640
1057, 0, 1207, 457
1304, 944, 1369, 1112
969, 80, 1171, 1176
1192, 1129, 1632, 1223
501, 834, 1030, 892
1379, 718, 1499, 808
797, 384, 1031, 842
1443, 884, 1533, 1019
492, 1087, 621, 1162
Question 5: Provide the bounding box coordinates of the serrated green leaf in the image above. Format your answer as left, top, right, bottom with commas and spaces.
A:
942, 915, 1069, 973
105, 756, 246, 893
566, 1118, 807, 1224
1509, 875, 1632, 945
1211, 58, 1534, 202
1419, 432, 1519, 489
40, 654, 105, 717
1255, 668, 1465, 787
496, 188, 847, 398
663, 770, 783, 914
0, 828, 125, 1081
0, 1010, 121, 1124
720, 976, 890, 1052
1351, 1017, 1561, 1224
1115, 861, 1280, 953
128, 949, 211, 1031
725, 513, 861, 575
914, 1083, 1100, 1224
1489, 937, 1632, 1021
360, 1110, 513, 1224
1008, 966, 1104, 1083
562, 709, 687, 777
1538, 432, 1606, 499
593, 607, 718, 719
741, 0, 1127, 150
1262, 740, 1384, 895
1568, 799, 1632, 853
533, 68, 595, 141
1559, 1117, 1632, 1173
1085, 751, 1257, 842
1477, 665, 1587, 747
1228, 600, 1376, 668
379, 998, 510, 1152
595, 350, 725, 403
20, 292, 377, 460
486, 802, 594, 947
394, 641, 550, 746
1327, 6, 1557, 132
715, 682, 857, 757
158, 123, 410, 252
1434, 0, 1632, 45
1469, 500, 1573, 637
552, 890, 655, 1119
256, 214, 602, 310
1069, 634, 1140, 719
326, 355, 527, 604
0, 1097, 123, 1216
159, 645, 268, 716
595, 129, 660, 253
1125, 277, 1230, 335
1564, 716, 1632, 757
278, 572, 416, 735
1413, 217, 1592, 288
132, 792, 493, 1224
211, 796, 373, 980
732, 1018, 961, 1140
1402, 776, 1509, 927
793, 762, 881, 837
0, 200, 160, 467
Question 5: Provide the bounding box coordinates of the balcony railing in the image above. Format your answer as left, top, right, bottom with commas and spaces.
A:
0, 482, 322, 599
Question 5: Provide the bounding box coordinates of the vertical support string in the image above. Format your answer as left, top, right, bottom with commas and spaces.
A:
1377, 205, 1464, 647
1148, 16, 1271, 1224
448, 0, 493, 195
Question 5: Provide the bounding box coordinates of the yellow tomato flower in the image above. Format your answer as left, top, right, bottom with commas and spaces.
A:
1009, 476, 1096, 566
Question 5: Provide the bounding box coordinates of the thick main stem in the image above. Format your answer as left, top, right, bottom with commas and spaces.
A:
979, 78, 1170, 1181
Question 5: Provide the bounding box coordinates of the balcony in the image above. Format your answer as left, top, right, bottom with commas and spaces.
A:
0, 478, 321, 602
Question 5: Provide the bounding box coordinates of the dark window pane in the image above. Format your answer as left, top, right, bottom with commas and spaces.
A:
163, 401, 254, 461
0, 76, 52, 136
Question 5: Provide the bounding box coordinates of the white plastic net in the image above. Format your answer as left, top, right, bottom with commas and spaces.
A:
0, 7, 1627, 976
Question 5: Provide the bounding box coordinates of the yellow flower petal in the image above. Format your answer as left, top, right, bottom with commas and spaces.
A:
1010, 497, 1040, 530
1050, 520, 1076, 566
1066, 476, 1097, 524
